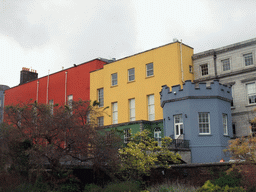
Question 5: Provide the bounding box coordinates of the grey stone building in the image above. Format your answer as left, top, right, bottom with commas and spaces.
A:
0, 85, 10, 123
193, 38, 256, 137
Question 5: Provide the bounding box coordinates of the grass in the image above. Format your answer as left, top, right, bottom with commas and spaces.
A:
146, 180, 200, 192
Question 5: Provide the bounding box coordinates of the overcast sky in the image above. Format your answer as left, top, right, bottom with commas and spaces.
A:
1, 0, 256, 88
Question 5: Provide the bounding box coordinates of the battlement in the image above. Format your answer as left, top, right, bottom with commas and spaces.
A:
160, 80, 232, 107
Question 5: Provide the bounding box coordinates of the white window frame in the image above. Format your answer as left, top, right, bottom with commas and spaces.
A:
129, 98, 135, 121
146, 63, 154, 77
247, 82, 256, 105
200, 64, 208, 76
222, 59, 230, 71
174, 114, 184, 139
97, 88, 104, 107
128, 68, 135, 82
244, 53, 253, 66
111, 73, 118, 86
124, 128, 130, 143
154, 127, 162, 146
148, 94, 155, 121
97, 116, 104, 126
112, 102, 118, 124
49, 99, 54, 115
223, 114, 228, 135
198, 112, 210, 134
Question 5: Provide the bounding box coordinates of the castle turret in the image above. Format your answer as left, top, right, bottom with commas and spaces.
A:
160, 80, 232, 163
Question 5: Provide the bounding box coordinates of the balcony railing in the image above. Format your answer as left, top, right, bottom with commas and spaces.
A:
169, 139, 189, 149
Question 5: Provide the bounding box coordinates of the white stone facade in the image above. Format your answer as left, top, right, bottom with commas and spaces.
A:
193, 38, 256, 137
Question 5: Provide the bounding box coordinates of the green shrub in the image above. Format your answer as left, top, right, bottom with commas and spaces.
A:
198, 180, 245, 192
103, 181, 140, 192
212, 171, 241, 188
33, 176, 51, 192
83, 184, 102, 192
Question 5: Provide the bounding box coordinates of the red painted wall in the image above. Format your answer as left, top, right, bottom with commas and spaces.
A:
5, 59, 105, 106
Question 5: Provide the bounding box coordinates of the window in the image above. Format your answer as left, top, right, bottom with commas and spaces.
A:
98, 116, 104, 126
198, 112, 210, 134
146, 63, 154, 77
222, 59, 230, 71
200, 64, 208, 76
244, 53, 253, 66
148, 94, 155, 121
174, 114, 184, 139
49, 100, 54, 115
189, 65, 193, 73
223, 114, 228, 135
124, 128, 130, 143
231, 86, 234, 107
68, 95, 73, 114
128, 68, 135, 82
129, 98, 135, 121
247, 83, 256, 104
251, 123, 256, 136
232, 124, 236, 136
97, 88, 104, 107
112, 102, 118, 124
111, 73, 118, 86
154, 127, 162, 146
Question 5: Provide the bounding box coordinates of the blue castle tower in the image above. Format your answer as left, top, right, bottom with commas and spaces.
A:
160, 80, 232, 163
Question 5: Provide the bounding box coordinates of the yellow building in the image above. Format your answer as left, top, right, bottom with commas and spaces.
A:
90, 41, 194, 126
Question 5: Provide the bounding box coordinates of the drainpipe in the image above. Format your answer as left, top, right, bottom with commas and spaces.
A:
180, 39, 184, 83
2, 92, 5, 123
46, 70, 50, 104
65, 71, 68, 105
214, 51, 218, 79
36, 81, 39, 102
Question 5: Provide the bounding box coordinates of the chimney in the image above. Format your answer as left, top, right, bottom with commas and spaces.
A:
20, 67, 38, 85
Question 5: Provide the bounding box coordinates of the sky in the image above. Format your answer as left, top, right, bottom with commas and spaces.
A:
1, 0, 256, 88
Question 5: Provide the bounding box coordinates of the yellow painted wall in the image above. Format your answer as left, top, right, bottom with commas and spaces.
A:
90, 42, 194, 126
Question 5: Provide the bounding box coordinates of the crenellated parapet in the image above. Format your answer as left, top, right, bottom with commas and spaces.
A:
160, 80, 232, 108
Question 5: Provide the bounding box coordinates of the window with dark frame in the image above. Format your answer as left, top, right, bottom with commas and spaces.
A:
189, 65, 193, 73
251, 123, 256, 136
111, 73, 118, 86
222, 59, 230, 71
244, 53, 253, 66
128, 68, 135, 82
146, 63, 154, 77
200, 64, 208, 76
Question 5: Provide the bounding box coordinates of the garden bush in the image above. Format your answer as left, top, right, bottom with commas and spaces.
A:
198, 180, 245, 192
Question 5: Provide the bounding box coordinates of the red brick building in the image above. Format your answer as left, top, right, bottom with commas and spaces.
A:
5, 58, 111, 106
